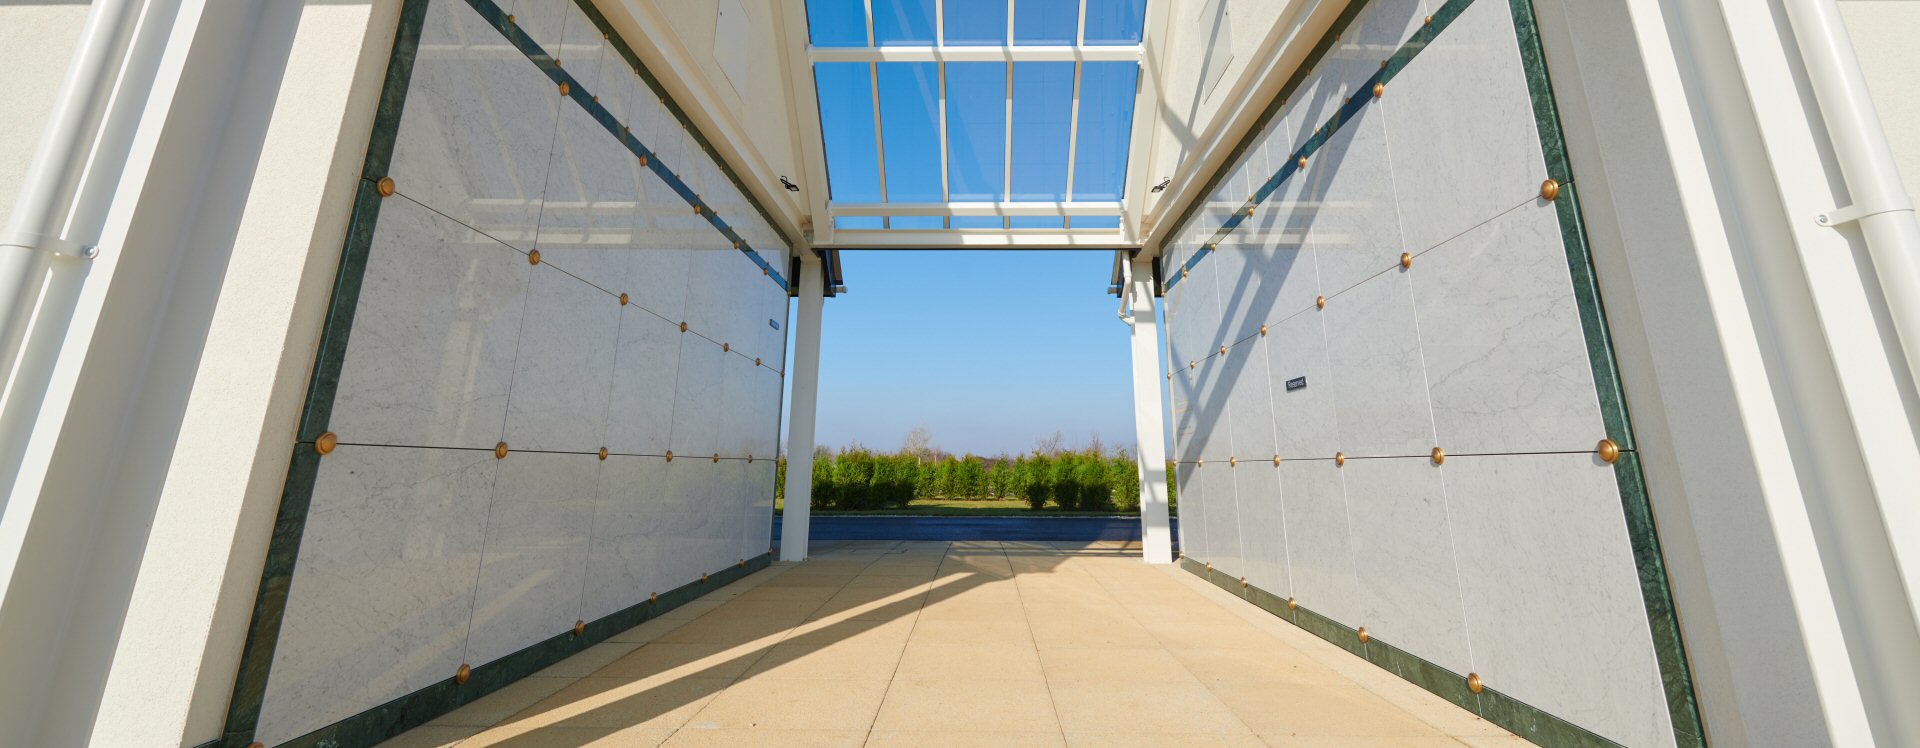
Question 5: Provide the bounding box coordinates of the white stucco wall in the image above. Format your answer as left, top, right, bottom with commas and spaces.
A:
0, 2, 93, 232
1839, 0, 1920, 202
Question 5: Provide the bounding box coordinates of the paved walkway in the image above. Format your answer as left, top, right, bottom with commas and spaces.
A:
380, 541, 1525, 747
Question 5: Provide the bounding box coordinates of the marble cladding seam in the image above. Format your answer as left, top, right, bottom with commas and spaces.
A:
1161, 0, 1699, 746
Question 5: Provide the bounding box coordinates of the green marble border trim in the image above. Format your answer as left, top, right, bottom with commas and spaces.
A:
223, 0, 434, 740
271, 554, 772, 748
1179, 558, 1618, 747
1504, 0, 1706, 745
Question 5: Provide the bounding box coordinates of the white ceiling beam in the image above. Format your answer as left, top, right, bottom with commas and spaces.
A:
935, 0, 950, 228
1063, 0, 1089, 229
820, 229, 1137, 249
807, 45, 1143, 64
772, 0, 832, 246
830, 201, 1123, 217
1119, 0, 1171, 249
1002, 2, 1016, 229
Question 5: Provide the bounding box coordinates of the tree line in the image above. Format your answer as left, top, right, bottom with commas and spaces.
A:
774, 431, 1178, 513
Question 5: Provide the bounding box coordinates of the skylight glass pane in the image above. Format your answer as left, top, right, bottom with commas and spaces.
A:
872, 0, 935, 45
945, 62, 1006, 201
1010, 216, 1065, 228
1009, 62, 1073, 200
890, 216, 945, 229
877, 62, 943, 201
943, 0, 1007, 44
805, 0, 868, 47
1071, 62, 1137, 200
1014, 0, 1078, 45
815, 63, 882, 202
951, 216, 1003, 228
1083, 0, 1147, 44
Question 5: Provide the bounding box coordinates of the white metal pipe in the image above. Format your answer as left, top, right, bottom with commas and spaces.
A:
0, 0, 142, 396
808, 44, 1142, 64
1784, 0, 1920, 401
1116, 251, 1135, 325
829, 200, 1123, 217
781, 258, 827, 562
821, 229, 1130, 248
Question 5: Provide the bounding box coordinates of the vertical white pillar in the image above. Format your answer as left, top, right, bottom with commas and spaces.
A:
1128, 258, 1174, 564
781, 257, 825, 562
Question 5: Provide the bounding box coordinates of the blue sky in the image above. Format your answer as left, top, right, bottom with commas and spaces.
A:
781, 251, 1145, 457
778, 1, 1156, 457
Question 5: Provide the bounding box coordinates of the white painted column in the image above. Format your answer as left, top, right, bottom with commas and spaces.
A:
780, 257, 825, 562
1128, 258, 1173, 564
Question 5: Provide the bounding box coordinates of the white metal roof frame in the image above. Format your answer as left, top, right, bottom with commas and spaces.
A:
795, 0, 1155, 248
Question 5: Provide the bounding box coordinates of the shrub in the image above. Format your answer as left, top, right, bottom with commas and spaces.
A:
810, 450, 836, 508
1074, 458, 1110, 511
1108, 455, 1139, 512
1020, 455, 1052, 510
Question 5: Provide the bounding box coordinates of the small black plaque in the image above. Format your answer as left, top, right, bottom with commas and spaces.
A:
1285, 376, 1307, 392
769, 319, 781, 330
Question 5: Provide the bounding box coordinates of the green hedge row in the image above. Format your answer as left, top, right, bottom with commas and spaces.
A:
775, 449, 1180, 513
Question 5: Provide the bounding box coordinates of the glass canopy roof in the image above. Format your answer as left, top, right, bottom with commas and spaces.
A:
804, 0, 1147, 236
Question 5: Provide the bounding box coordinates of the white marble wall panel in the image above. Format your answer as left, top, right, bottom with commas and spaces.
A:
1190, 356, 1234, 461
1276, 460, 1360, 624
708, 460, 751, 565
605, 307, 681, 455
1381, 0, 1544, 254
1263, 310, 1337, 460
1174, 461, 1205, 559
390, 0, 559, 248
538, 103, 645, 268
669, 335, 724, 457
625, 243, 690, 326
330, 196, 530, 450
1447, 453, 1673, 747
717, 355, 759, 459
1323, 269, 1435, 456
1340, 456, 1471, 673
464, 452, 598, 666
1232, 465, 1289, 595
658, 460, 720, 584
502, 264, 619, 453
744, 461, 777, 558
1170, 373, 1200, 463
580, 455, 672, 620
1303, 108, 1405, 297
1413, 200, 1603, 454
1197, 463, 1245, 581
257, 445, 497, 746
1240, 221, 1319, 334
